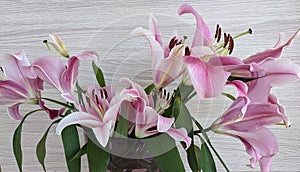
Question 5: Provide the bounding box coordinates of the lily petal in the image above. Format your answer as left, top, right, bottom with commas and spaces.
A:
92, 120, 114, 147
149, 13, 163, 46
131, 27, 164, 68
157, 115, 174, 132
243, 29, 300, 64
7, 103, 23, 120
166, 128, 191, 149
61, 56, 80, 93
259, 58, 300, 86
183, 56, 230, 99
178, 4, 212, 47
32, 56, 65, 92
56, 112, 101, 135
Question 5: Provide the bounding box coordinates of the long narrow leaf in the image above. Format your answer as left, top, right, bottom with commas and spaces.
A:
61, 125, 81, 172
87, 139, 110, 172
13, 109, 42, 172
70, 144, 87, 162
145, 134, 185, 172
92, 61, 106, 87
200, 143, 217, 172
36, 119, 61, 172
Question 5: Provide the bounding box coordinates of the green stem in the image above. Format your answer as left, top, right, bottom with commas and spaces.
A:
192, 117, 230, 172
41, 97, 74, 109
206, 141, 230, 172
183, 91, 197, 103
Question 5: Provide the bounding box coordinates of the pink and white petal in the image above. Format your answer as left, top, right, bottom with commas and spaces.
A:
92, 120, 114, 147
61, 92, 77, 104
273, 33, 285, 48
61, 56, 80, 93
7, 103, 23, 120
178, 4, 212, 47
0, 80, 30, 99
157, 116, 174, 132
56, 112, 101, 135
226, 80, 248, 97
223, 103, 283, 132
243, 29, 300, 64
247, 77, 271, 103
268, 94, 290, 127
260, 58, 300, 86
190, 46, 214, 58
33, 56, 65, 92
149, 13, 163, 46
76, 50, 99, 61
208, 56, 244, 66
120, 78, 149, 104
2, 53, 28, 86
131, 27, 164, 68
183, 56, 230, 99
166, 128, 191, 149
229, 128, 278, 171
154, 45, 185, 88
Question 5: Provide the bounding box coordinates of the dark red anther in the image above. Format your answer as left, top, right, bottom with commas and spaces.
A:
103, 89, 108, 99
223, 33, 229, 48
228, 36, 234, 54
169, 36, 176, 50
185, 47, 191, 56
217, 27, 222, 42
0, 67, 3, 73
163, 89, 166, 99
215, 24, 219, 39
95, 94, 100, 105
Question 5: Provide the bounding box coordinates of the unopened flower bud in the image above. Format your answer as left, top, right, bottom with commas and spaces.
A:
47, 34, 70, 58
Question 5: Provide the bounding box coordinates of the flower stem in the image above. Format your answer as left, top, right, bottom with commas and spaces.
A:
192, 117, 230, 172
41, 97, 74, 109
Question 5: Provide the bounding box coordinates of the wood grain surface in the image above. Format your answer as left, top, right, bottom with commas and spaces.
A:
0, 0, 299, 171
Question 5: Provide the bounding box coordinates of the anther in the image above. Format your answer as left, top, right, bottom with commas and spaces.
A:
169, 37, 176, 50
217, 27, 222, 42
0, 67, 3, 73
228, 36, 234, 54
100, 90, 104, 99
95, 94, 100, 105
43, 40, 48, 44
185, 47, 191, 56
103, 89, 108, 99
163, 89, 166, 99
167, 92, 170, 100
215, 24, 219, 39
223, 33, 229, 48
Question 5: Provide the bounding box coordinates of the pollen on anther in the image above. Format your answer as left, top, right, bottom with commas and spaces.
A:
215, 24, 220, 39
217, 27, 222, 42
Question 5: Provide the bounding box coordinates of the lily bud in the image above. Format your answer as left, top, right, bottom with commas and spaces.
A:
47, 34, 70, 58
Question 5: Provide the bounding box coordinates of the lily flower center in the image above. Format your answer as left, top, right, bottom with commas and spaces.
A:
85, 88, 109, 119
152, 89, 174, 114
210, 24, 252, 55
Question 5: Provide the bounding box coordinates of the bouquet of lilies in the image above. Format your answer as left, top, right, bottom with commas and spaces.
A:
1, 4, 299, 172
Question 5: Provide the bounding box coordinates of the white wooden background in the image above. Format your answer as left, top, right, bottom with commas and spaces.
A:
0, 0, 300, 171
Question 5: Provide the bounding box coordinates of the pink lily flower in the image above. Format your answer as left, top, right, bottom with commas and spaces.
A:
131, 14, 186, 89
0, 51, 62, 120
56, 86, 118, 147
111, 79, 191, 148
32, 51, 98, 103
211, 100, 286, 171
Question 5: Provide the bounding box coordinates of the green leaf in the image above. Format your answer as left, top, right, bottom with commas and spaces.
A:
92, 61, 106, 87
186, 138, 199, 172
36, 119, 61, 172
115, 108, 128, 137
177, 82, 194, 101
13, 109, 42, 172
194, 145, 202, 170
70, 144, 87, 162
76, 81, 84, 106
144, 83, 155, 95
175, 103, 193, 134
61, 125, 81, 172
145, 134, 185, 172
87, 139, 110, 172
200, 143, 217, 172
